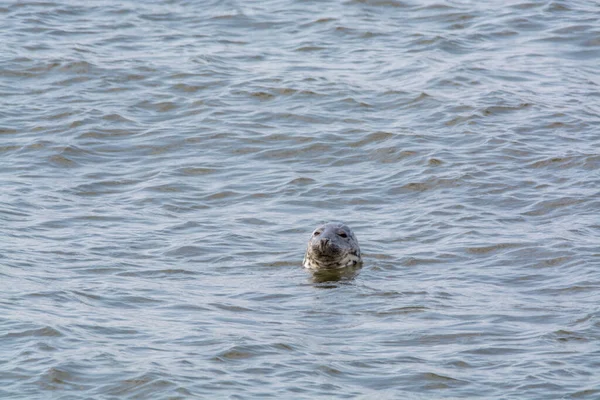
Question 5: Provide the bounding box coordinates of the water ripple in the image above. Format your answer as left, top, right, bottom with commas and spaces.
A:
1, 0, 599, 398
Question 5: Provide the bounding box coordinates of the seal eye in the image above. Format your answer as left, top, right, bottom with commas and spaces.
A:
338, 232, 348, 238
314, 231, 321, 236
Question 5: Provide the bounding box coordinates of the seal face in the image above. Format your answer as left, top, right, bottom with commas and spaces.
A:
303, 222, 362, 270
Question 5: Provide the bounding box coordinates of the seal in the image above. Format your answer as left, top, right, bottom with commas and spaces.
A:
303, 222, 362, 270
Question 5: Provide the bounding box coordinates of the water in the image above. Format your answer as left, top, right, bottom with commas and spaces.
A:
1, 0, 599, 398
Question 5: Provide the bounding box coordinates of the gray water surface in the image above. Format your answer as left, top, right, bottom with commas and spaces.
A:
1, 0, 600, 398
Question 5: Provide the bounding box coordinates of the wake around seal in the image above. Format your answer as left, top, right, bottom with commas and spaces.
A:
303, 222, 362, 270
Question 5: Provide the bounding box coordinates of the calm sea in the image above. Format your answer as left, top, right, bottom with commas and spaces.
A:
1, 0, 599, 398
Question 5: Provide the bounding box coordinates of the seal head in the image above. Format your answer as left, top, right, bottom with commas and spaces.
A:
303, 222, 362, 270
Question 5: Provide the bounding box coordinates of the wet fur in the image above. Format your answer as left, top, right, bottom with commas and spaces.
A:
303, 222, 362, 270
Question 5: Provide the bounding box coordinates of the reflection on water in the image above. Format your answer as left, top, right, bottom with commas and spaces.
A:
309, 264, 363, 285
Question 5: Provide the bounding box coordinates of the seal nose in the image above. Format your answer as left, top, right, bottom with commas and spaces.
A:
316, 236, 330, 250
